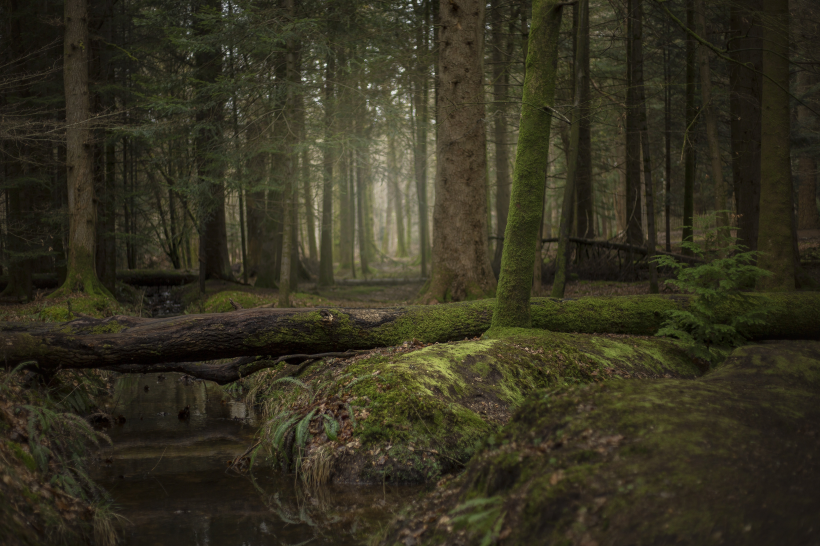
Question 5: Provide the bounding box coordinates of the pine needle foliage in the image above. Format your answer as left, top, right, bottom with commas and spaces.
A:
652, 229, 772, 365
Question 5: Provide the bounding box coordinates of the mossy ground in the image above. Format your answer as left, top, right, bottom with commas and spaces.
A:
244, 329, 700, 485
378, 340, 820, 546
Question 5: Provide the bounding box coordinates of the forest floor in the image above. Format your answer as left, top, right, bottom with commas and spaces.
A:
1, 272, 819, 545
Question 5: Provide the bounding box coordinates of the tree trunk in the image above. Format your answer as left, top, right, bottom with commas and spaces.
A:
4, 293, 819, 379
412, 61, 430, 278
319, 49, 335, 286
681, 0, 696, 255
421, 0, 496, 303
388, 131, 408, 258
797, 70, 820, 230
729, 1, 762, 252
664, 15, 672, 253
490, 0, 512, 277
54, 0, 110, 298
574, 0, 593, 240
695, 0, 730, 242
625, 0, 643, 247
549, 1, 580, 302
194, 0, 231, 283
756, 0, 795, 291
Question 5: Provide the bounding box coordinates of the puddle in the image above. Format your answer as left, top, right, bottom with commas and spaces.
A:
94, 373, 417, 545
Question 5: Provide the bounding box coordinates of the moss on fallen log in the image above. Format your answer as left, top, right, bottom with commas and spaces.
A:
0, 293, 817, 373
246, 330, 700, 484
378, 340, 820, 545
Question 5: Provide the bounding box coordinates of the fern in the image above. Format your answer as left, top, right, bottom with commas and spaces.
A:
345, 403, 357, 427
275, 376, 314, 398
653, 224, 772, 365
294, 409, 317, 454
272, 413, 300, 455
323, 414, 339, 441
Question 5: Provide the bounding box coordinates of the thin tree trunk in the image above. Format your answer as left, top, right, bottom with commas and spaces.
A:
549, 1, 580, 302
319, 49, 336, 285
490, 0, 512, 276
756, 0, 795, 291
632, 0, 658, 293
729, 0, 762, 252
574, 0, 593, 240
53, 0, 110, 298
694, 0, 729, 243
797, 71, 820, 230
388, 132, 407, 258
664, 14, 672, 253
682, 0, 696, 255
625, 0, 643, 247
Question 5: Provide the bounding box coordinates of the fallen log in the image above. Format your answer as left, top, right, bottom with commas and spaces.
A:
1, 293, 818, 375
0, 269, 200, 290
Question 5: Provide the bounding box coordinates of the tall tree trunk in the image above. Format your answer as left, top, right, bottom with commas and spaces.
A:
664, 15, 672, 252
695, 0, 729, 242
632, 0, 658, 293
729, 1, 763, 252
493, 0, 564, 323
194, 0, 231, 284
421, 0, 496, 303
246, 115, 267, 279
388, 132, 408, 258
625, 0, 643, 246
756, 0, 795, 291
319, 49, 336, 285
549, 1, 580, 302
412, 68, 430, 278
279, 0, 299, 304
53, 0, 110, 298
355, 146, 370, 276
681, 0, 696, 255
797, 71, 820, 230
490, 0, 512, 277
574, 0, 593, 240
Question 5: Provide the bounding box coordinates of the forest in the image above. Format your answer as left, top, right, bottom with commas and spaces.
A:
1, 0, 819, 544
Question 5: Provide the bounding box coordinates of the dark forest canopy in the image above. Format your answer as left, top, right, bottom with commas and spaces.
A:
0, 0, 818, 303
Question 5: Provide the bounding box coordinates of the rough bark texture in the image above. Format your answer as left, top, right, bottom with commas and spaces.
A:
729, 1, 762, 252
756, 0, 795, 291
421, 0, 496, 303
54, 0, 111, 299
4, 293, 819, 375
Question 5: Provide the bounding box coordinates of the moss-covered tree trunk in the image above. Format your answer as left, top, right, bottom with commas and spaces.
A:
420, 0, 496, 304
756, 0, 795, 291
492, 0, 565, 325
490, 0, 512, 277
53, 0, 111, 299
3, 293, 820, 375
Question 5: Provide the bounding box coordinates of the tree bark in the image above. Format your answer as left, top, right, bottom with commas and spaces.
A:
421, 0, 496, 303
797, 70, 820, 230
4, 293, 820, 377
574, 0, 593, 240
54, 0, 111, 299
625, 0, 643, 247
695, 0, 730, 242
729, 0, 762, 252
682, 0, 696, 255
490, 0, 512, 277
319, 48, 336, 285
549, 2, 580, 302
632, 0, 658, 293
388, 131, 408, 258
756, 0, 795, 291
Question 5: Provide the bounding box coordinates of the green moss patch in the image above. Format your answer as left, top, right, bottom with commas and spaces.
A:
248, 330, 699, 485
378, 340, 820, 546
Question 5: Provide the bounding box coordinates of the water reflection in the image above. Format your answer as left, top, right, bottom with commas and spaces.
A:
94, 373, 417, 546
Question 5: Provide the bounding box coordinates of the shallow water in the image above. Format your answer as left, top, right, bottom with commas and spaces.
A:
94, 373, 416, 545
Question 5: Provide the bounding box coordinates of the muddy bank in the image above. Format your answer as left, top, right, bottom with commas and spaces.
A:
375, 340, 820, 546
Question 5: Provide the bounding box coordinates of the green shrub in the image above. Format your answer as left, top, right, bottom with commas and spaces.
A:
653, 229, 771, 365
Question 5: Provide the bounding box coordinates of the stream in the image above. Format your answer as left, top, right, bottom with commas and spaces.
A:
93, 369, 416, 545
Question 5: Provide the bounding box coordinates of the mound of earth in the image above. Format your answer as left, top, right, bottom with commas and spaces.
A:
377, 340, 820, 546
